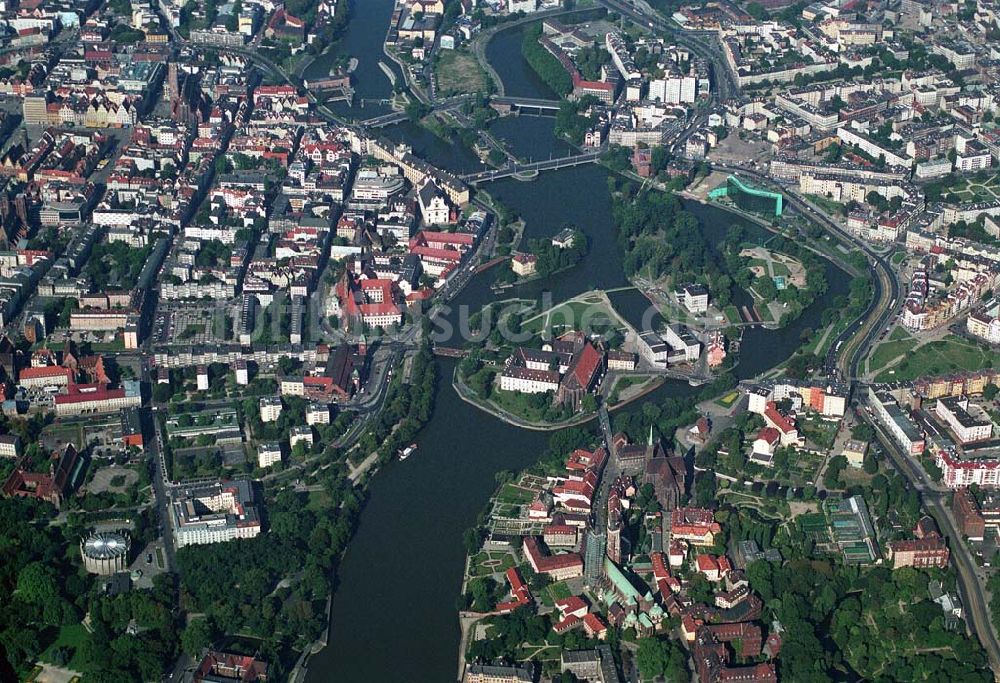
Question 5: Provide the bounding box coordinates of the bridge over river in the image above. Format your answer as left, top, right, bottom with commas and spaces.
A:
460, 150, 603, 184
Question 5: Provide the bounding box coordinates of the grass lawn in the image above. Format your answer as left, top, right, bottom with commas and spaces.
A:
814, 318, 849, 357
469, 550, 517, 577
306, 488, 333, 511
546, 581, 573, 603
491, 388, 551, 422
724, 305, 741, 323
868, 336, 917, 374
771, 261, 792, 277
522, 297, 619, 335
944, 172, 1000, 203
214, 309, 229, 339
875, 335, 995, 382
805, 194, 847, 217
891, 251, 906, 265
40, 623, 90, 672
611, 375, 648, 400
89, 337, 126, 352
714, 390, 740, 409
756, 304, 775, 322
888, 326, 910, 342
497, 483, 537, 505
516, 644, 561, 661
435, 49, 488, 97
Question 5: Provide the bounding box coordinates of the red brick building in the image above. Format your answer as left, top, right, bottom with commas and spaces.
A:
523, 537, 584, 580
953, 489, 986, 540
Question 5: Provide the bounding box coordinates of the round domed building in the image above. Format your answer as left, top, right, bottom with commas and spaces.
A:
80, 531, 131, 575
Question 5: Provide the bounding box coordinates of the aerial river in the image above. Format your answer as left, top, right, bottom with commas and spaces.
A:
304, 0, 400, 117
305, 12, 850, 683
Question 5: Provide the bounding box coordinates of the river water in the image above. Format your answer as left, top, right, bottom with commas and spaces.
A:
304, 12, 849, 683
304, 0, 400, 117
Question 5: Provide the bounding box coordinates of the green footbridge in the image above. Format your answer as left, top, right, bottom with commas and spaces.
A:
708, 174, 783, 217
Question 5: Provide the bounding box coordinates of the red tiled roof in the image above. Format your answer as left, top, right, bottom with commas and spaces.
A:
553, 614, 582, 633
756, 427, 780, 444
582, 612, 607, 634
555, 596, 587, 616
697, 554, 721, 572
55, 385, 125, 404
888, 536, 948, 553
19, 366, 73, 381
569, 342, 602, 390
651, 551, 670, 581
410, 244, 462, 261
410, 230, 475, 247
524, 537, 583, 574
763, 401, 796, 435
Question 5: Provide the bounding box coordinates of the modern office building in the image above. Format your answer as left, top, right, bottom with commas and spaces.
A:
709, 175, 784, 217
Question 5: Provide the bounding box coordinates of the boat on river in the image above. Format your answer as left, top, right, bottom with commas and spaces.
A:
398, 444, 417, 461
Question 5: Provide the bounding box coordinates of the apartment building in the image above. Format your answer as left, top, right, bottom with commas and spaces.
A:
171, 480, 262, 547
868, 388, 925, 456
935, 396, 994, 444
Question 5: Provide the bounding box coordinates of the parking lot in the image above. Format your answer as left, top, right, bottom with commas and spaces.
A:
155, 304, 232, 346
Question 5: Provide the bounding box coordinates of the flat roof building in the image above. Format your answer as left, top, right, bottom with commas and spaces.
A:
936, 396, 994, 445
171, 479, 262, 548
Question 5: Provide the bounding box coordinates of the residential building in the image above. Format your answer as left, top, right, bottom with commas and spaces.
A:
868, 389, 925, 455
842, 439, 868, 469
260, 396, 283, 422
306, 402, 330, 425
935, 449, 1000, 489
511, 253, 537, 277
747, 379, 848, 418
936, 396, 994, 444
289, 426, 313, 450
258, 442, 282, 468
677, 283, 709, 314
0, 434, 21, 458
953, 489, 986, 540
968, 306, 1000, 345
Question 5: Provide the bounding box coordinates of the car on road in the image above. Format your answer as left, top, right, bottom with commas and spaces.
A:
146, 553, 153, 564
